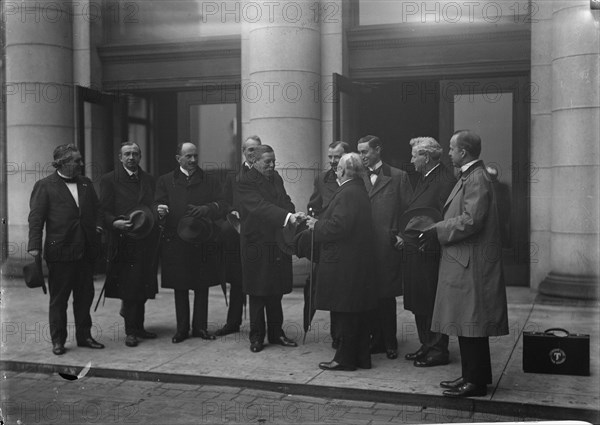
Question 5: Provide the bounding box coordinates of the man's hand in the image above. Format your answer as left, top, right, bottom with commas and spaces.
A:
306, 216, 318, 230
230, 210, 240, 219
393, 235, 405, 250
418, 226, 438, 252
289, 212, 307, 226
157, 204, 169, 218
113, 219, 133, 231
187, 204, 211, 218
28, 249, 40, 257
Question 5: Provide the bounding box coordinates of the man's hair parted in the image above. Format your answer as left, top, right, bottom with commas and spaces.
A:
453, 130, 482, 158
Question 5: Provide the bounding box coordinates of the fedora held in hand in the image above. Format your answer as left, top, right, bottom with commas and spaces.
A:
23, 253, 47, 294
115, 205, 155, 240
177, 214, 217, 244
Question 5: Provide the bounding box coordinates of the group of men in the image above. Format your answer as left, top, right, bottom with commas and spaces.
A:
28, 129, 508, 398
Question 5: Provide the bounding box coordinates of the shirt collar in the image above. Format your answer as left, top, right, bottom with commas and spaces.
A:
460, 159, 481, 174
180, 166, 191, 177
123, 165, 137, 177
424, 162, 440, 178
369, 161, 383, 172
57, 171, 75, 181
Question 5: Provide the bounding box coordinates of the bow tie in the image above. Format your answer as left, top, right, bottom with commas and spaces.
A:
368, 167, 381, 176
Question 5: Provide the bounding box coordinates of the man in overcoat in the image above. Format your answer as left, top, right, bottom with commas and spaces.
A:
420, 130, 509, 398
28, 144, 104, 355
155, 142, 227, 344
216, 135, 261, 337
397, 137, 456, 367
235, 144, 305, 353
306, 140, 350, 348
307, 153, 377, 371
99, 142, 159, 347
357, 135, 412, 359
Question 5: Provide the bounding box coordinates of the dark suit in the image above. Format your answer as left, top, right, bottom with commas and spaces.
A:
402, 163, 456, 359
28, 171, 100, 345
314, 178, 377, 368
154, 166, 227, 335
219, 163, 252, 328
363, 163, 412, 353
236, 167, 295, 344
307, 167, 340, 343
99, 166, 159, 336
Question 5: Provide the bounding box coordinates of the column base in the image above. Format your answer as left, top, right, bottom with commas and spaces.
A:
539, 272, 599, 300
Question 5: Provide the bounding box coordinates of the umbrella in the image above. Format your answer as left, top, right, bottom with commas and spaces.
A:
300, 211, 318, 344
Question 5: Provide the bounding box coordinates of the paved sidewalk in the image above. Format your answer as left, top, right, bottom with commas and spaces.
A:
1, 275, 599, 423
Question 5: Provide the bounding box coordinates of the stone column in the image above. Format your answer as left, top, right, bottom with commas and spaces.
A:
242, 0, 321, 211
4, 1, 74, 268
538, 0, 600, 299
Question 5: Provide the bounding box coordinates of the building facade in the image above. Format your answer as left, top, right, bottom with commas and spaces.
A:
2, 0, 599, 299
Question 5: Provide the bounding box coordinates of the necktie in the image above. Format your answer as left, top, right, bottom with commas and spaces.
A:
129, 173, 139, 182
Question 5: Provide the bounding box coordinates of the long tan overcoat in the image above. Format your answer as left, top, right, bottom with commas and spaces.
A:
431, 161, 509, 338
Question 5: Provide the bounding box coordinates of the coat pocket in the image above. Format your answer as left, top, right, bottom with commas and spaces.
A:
445, 243, 470, 268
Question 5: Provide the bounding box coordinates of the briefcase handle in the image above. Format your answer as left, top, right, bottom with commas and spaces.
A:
544, 328, 570, 337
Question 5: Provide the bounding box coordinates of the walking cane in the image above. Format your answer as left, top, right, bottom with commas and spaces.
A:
303, 208, 315, 345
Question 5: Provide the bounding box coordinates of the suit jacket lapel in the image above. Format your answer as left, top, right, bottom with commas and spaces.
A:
443, 174, 464, 211
369, 164, 392, 198
51, 172, 79, 209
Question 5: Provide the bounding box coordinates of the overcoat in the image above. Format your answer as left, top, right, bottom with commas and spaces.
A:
99, 166, 159, 301
363, 163, 412, 298
154, 166, 226, 291
28, 171, 100, 263
431, 161, 509, 337
307, 168, 338, 218
313, 179, 378, 313
235, 167, 295, 297
402, 163, 456, 315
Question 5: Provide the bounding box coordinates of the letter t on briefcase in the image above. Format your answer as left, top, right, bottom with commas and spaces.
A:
523, 328, 590, 376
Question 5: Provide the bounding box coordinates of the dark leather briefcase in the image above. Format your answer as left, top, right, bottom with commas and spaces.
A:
523, 328, 590, 376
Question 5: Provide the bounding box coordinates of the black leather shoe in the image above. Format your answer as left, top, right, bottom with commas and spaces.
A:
250, 341, 264, 353
192, 329, 216, 340
136, 329, 157, 339
414, 355, 449, 367
440, 377, 465, 389
271, 336, 297, 347
215, 324, 240, 337
52, 342, 65, 355
125, 335, 138, 347
443, 382, 487, 398
172, 332, 189, 343
77, 337, 105, 349
405, 348, 428, 361
318, 361, 357, 371
386, 349, 398, 359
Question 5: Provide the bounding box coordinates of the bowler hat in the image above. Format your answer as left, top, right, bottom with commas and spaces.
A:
124, 205, 155, 240
398, 207, 443, 239
293, 226, 319, 262
23, 254, 47, 294
177, 214, 217, 244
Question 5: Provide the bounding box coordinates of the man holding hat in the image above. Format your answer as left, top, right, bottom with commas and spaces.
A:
28, 144, 104, 355
99, 142, 159, 348
235, 144, 306, 353
395, 137, 456, 367
155, 142, 227, 344
420, 130, 509, 398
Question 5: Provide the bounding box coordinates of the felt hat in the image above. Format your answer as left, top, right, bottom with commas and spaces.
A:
177, 214, 217, 244
124, 205, 155, 240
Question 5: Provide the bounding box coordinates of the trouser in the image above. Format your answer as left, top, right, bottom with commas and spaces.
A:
458, 336, 492, 385
415, 313, 449, 357
371, 297, 398, 350
225, 280, 245, 327
249, 294, 284, 343
174, 288, 209, 334
122, 299, 147, 336
332, 311, 371, 368
47, 260, 94, 344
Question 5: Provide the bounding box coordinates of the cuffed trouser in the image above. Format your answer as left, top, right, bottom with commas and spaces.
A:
47, 260, 94, 344
122, 300, 147, 336
332, 311, 371, 368
174, 288, 209, 334
415, 313, 449, 357
458, 336, 492, 385
249, 295, 283, 344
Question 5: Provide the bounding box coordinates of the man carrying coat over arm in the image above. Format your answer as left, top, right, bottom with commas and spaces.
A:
420, 130, 509, 398
235, 144, 306, 353
154, 142, 228, 344
307, 153, 377, 371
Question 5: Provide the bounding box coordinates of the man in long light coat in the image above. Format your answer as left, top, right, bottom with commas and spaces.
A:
421, 130, 508, 398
